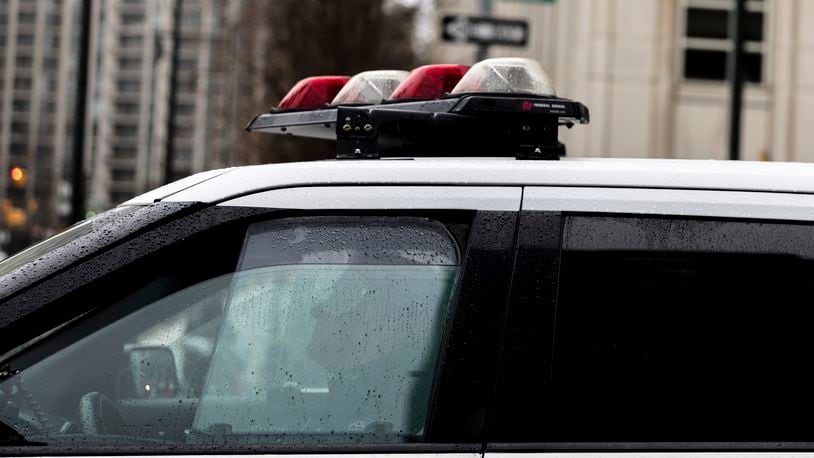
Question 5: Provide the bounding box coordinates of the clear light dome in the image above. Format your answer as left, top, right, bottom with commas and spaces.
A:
331, 70, 409, 105
451, 57, 556, 96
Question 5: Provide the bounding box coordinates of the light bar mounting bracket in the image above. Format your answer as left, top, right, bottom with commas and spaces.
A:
247, 94, 589, 161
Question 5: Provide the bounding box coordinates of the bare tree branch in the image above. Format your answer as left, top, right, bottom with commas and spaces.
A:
213, 0, 421, 164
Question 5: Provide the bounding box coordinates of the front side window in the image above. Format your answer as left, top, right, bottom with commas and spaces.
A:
0, 216, 460, 448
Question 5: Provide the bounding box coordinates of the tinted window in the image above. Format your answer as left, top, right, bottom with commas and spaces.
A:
0, 216, 460, 447
549, 216, 814, 442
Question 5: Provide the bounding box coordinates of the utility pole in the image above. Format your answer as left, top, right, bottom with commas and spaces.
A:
476, 0, 492, 61
727, 0, 746, 161
70, 0, 92, 223
164, 0, 182, 184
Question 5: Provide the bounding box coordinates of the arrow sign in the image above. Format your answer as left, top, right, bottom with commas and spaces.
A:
442, 15, 529, 47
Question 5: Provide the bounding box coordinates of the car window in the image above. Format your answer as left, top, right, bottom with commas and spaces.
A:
537, 216, 814, 443
0, 216, 460, 448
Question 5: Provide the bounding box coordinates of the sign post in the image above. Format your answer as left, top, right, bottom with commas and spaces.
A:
477, 0, 493, 60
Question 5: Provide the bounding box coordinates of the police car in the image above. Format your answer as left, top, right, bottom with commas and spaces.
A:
2, 58, 814, 456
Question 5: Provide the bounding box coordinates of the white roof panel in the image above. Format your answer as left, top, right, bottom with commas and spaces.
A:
123, 158, 814, 205
120, 168, 234, 206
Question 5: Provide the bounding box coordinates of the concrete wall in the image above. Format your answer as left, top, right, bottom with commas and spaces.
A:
434, 0, 814, 162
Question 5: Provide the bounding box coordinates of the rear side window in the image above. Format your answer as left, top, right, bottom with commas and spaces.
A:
0, 216, 460, 448
548, 216, 814, 442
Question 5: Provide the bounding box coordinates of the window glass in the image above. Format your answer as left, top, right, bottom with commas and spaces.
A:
0, 206, 135, 278
743, 51, 763, 82
548, 216, 814, 442
686, 8, 728, 39
684, 48, 727, 80
743, 10, 764, 41
0, 216, 460, 447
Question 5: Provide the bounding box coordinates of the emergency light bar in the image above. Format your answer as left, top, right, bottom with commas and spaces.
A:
332, 70, 408, 105
276, 76, 350, 111
390, 64, 470, 100
246, 58, 590, 160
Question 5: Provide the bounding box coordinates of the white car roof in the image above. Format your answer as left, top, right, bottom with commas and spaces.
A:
121, 157, 814, 206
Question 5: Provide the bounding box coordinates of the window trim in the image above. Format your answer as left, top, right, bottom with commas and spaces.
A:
522, 186, 814, 222
428, 210, 521, 443
485, 211, 562, 443
220, 185, 523, 212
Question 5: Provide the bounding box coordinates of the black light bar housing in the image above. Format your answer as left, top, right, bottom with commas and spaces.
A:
246, 94, 589, 160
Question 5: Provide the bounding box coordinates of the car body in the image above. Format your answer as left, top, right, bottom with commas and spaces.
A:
2, 157, 814, 456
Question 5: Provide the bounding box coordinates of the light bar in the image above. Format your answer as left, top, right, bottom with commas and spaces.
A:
276, 76, 350, 110
331, 70, 409, 105
247, 58, 589, 161
451, 57, 556, 96
389, 64, 470, 100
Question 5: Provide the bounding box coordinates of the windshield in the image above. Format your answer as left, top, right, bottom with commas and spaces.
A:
0, 207, 149, 277
0, 220, 92, 278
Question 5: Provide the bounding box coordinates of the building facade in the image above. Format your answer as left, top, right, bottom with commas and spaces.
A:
0, 0, 232, 250
0, 0, 79, 242
85, 0, 228, 211
435, 0, 812, 162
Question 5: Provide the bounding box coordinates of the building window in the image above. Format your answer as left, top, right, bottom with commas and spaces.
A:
12, 99, 29, 112
113, 146, 137, 159
14, 77, 32, 90
680, 0, 766, 83
110, 191, 133, 204
11, 122, 28, 134
115, 101, 139, 114
114, 123, 139, 137
118, 57, 142, 71
177, 58, 197, 71
15, 56, 32, 68
16, 34, 34, 45
116, 79, 140, 92
111, 169, 135, 181
175, 103, 195, 115
118, 34, 143, 47
122, 13, 144, 25
10, 143, 27, 155
17, 11, 36, 23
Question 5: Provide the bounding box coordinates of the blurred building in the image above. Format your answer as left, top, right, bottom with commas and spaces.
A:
435, 0, 813, 162
0, 0, 79, 250
85, 0, 229, 210
0, 0, 233, 250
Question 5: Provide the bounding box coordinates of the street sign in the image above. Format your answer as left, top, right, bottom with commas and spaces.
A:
442, 15, 529, 47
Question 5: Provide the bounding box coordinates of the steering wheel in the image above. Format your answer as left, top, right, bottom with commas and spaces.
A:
78, 392, 125, 436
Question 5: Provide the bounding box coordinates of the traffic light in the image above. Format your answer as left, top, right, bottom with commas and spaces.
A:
9, 166, 26, 188
5, 166, 27, 228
